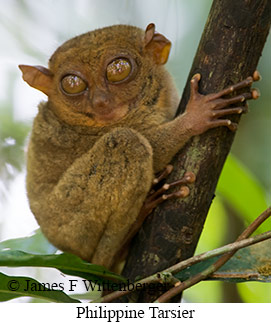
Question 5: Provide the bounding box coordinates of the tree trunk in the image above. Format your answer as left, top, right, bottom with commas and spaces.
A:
122, 0, 271, 302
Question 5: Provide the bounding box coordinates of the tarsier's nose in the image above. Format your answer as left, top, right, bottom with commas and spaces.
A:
92, 89, 112, 114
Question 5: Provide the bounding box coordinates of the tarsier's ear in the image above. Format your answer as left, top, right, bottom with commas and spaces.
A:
144, 23, 171, 65
18, 65, 53, 96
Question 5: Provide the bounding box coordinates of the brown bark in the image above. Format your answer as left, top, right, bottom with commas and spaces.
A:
122, 0, 271, 302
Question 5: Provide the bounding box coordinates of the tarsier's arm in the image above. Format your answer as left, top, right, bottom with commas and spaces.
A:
145, 72, 260, 172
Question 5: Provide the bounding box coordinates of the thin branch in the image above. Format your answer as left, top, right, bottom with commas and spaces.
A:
91, 206, 271, 303
210, 273, 261, 280
155, 207, 271, 302
167, 229, 271, 275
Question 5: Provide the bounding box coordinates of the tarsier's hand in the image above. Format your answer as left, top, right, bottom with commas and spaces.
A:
185, 71, 260, 135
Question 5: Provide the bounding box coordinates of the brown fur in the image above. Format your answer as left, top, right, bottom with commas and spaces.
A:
20, 24, 255, 269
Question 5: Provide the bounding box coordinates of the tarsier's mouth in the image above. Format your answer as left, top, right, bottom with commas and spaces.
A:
85, 104, 129, 122
91, 105, 114, 116
83, 105, 114, 119
83, 109, 128, 125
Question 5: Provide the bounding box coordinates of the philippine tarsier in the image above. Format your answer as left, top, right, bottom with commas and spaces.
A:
19, 23, 259, 269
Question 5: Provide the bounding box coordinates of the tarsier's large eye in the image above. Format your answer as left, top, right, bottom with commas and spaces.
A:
61, 74, 87, 95
106, 58, 132, 83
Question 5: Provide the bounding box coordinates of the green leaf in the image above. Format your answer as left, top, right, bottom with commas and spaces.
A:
0, 272, 80, 303
0, 229, 57, 255
0, 250, 125, 283
196, 196, 228, 254
237, 281, 271, 303
217, 154, 269, 233
175, 238, 271, 283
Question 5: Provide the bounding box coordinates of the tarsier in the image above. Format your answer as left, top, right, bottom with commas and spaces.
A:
20, 23, 259, 270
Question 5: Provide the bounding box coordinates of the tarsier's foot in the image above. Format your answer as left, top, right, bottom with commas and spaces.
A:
148, 168, 196, 211
186, 70, 261, 134
140, 167, 196, 221
118, 166, 196, 259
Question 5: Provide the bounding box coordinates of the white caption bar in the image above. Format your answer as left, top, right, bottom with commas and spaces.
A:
1, 303, 270, 323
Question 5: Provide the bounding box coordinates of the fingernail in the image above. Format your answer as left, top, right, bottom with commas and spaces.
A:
193, 73, 201, 80
252, 88, 260, 99
253, 70, 261, 81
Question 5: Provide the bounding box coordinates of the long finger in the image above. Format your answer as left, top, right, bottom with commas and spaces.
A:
208, 77, 253, 101
212, 107, 244, 118
208, 119, 238, 132
217, 89, 259, 107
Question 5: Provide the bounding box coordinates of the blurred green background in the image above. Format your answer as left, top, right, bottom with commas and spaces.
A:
0, 0, 270, 302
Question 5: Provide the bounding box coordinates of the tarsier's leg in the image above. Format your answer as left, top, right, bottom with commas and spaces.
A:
40, 128, 153, 268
